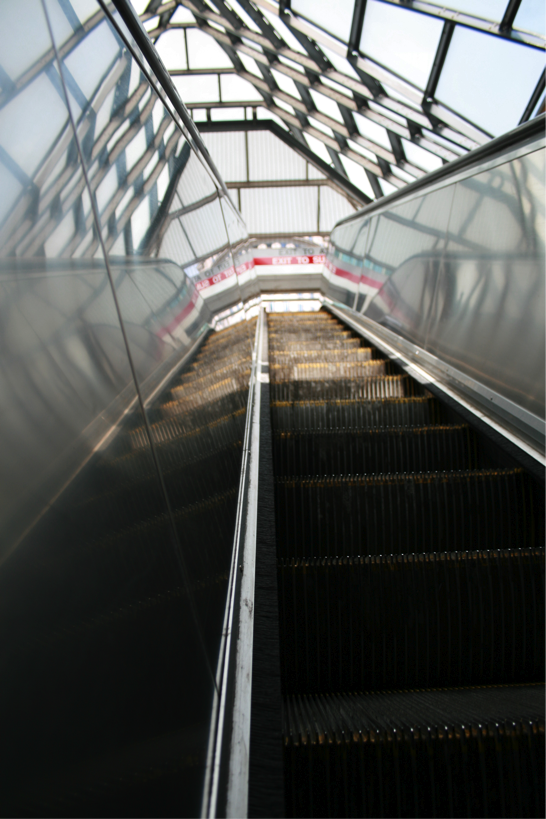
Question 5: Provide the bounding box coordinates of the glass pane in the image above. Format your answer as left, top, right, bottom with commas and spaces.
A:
0, 0, 252, 815
173, 73, 220, 103
155, 29, 188, 70
435, 26, 546, 136
220, 73, 263, 101
431, 151, 545, 416
353, 111, 391, 149
319, 186, 356, 231
360, 0, 444, 89
271, 68, 301, 99
0, 0, 56, 79
202, 131, 248, 181
129, 0, 149, 13
514, 0, 546, 35
186, 27, 233, 69
260, 7, 308, 54
340, 154, 375, 198
228, 0, 262, 33
239, 51, 263, 77
364, 185, 456, 339
0, 3, 208, 815
321, 44, 362, 79
304, 132, 333, 165
309, 89, 344, 123
402, 139, 444, 173
170, 5, 196, 24
292, 0, 356, 43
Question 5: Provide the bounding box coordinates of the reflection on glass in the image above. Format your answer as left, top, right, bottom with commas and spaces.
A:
330, 141, 545, 423
0, 0, 252, 813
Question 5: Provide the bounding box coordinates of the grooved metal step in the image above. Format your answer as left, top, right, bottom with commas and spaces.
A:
284, 685, 545, 819
272, 424, 482, 476
278, 547, 544, 692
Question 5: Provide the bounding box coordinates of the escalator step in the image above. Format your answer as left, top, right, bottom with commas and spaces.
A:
171, 364, 251, 398
271, 349, 374, 364
161, 371, 251, 412
272, 425, 480, 476
156, 387, 248, 422
274, 469, 542, 557
270, 375, 419, 403
125, 406, 246, 455
179, 356, 252, 386
271, 360, 386, 382
270, 338, 361, 351
270, 397, 441, 432
283, 685, 545, 818
278, 548, 545, 692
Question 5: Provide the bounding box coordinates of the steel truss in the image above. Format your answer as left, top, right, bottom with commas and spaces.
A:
137, 0, 545, 203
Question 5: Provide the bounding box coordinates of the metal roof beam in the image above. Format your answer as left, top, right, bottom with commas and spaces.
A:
500, 0, 524, 31
354, 0, 544, 49
519, 68, 545, 123
176, 8, 481, 152
424, 20, 455, 103
365, 169, 383, 199
348, 0, 367, 55
227, 179, 333, 189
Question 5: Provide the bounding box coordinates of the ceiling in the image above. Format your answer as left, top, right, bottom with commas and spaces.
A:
130, 0, 545, 231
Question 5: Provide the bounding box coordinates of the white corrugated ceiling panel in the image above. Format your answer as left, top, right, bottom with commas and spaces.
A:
201, 131, 247, 182
319, 186, 356, 233
247, 130, 307, 181
241, 186, 319, 234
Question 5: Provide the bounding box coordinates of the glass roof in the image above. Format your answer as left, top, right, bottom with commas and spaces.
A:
130, 0, 545, 235
360, 2, 444, 90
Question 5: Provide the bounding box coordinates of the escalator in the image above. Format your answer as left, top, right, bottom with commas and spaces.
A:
267, 309, 545, 819
1, 305, 543, 817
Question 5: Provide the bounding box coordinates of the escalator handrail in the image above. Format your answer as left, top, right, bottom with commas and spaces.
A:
201, 309, 267, 818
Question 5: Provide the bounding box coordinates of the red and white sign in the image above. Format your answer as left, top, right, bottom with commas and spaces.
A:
253, 254, 325, 266
235, 260, 255, 275
195, 265, 236, 292
195, 255, 326, 294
